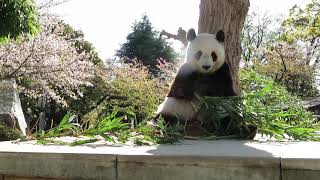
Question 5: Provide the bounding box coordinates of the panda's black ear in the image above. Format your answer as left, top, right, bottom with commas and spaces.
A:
187, 28, 196, 41
216, 30, 225, 43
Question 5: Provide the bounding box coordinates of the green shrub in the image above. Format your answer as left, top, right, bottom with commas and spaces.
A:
82, 64, 168, 126
83, 67, 319, 141
34, 68, 320, 144
197, 69, 319, 140
240, 69, 318, 126
0, 122, 22, 141
0, 0, 40, 43
240, 69, 318, 139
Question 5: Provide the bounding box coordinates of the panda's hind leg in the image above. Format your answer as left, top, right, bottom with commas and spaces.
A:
151, 97, 196, 125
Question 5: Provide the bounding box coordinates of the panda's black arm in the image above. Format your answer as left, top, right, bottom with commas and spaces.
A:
224, 83, 237, 96
167, 76, 194, 99
223, 63, 238, 97
220, 63, 237, 96
167, 64, 196, 100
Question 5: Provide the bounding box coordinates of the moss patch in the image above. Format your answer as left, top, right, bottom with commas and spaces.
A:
0, 122, 21, 141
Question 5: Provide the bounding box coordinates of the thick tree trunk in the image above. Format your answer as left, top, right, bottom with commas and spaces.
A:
198, 0, 250, 94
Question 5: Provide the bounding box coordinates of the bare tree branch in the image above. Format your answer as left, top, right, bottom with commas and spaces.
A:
38, 0, 69, 9
274, 45, 287, 81
160, 27, 188, 47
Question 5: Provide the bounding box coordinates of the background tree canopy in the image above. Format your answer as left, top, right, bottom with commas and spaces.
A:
0, 0, 40, 43
281, 0, 320, 65
58, 21, 103, 66
116, 15, 177, 75
241, 0, 320, 97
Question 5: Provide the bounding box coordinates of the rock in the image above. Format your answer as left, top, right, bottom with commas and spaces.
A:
302, 97, 320, 116
0, 79, 27, 135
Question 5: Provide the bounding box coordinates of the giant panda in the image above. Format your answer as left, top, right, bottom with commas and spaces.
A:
153, 28, 256, 139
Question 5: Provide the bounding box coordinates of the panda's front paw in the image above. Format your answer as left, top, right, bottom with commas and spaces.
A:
148, 114, 160, 127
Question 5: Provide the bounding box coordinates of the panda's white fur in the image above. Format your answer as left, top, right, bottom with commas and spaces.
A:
156, 97, 196, 121
185, 33, 225, 74
155, 30, 226, 122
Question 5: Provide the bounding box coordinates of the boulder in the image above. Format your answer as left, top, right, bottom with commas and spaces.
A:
0, 79, 27, 135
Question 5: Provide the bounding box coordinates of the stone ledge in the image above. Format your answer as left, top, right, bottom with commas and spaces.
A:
0, 140, 319, 180
117, 155, 280, 180
281, 158, 320, 180
0, 152, 116, 180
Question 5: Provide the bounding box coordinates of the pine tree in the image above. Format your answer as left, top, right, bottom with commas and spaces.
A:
116, 15, 176, 75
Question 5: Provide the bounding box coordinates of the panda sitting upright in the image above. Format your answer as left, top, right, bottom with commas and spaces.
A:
153, 28, 255, 138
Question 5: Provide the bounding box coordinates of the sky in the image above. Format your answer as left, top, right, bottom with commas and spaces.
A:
43, 0, 308, 59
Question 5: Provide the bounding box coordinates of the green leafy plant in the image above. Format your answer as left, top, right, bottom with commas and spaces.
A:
84, 111, 130, 142
0, 0, 40, 43
69, 138, 100, 146
33, 110, 184, 145
136, 117, 184, 144
33, 69, 320, 145
82, 63, 168, 127
35, 112, 82, 139
197, 95, 254, 139
241, 69, 319, 140
197, 69, 319, 141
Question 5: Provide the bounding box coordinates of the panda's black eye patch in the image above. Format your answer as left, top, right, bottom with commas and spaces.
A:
194, 51, 202, 60
211, 52, 217, 61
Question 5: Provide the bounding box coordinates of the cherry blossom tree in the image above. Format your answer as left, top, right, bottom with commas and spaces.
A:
0, 17, 95, 106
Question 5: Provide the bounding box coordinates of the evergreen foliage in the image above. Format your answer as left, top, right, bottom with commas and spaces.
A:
116, 15, 177, 75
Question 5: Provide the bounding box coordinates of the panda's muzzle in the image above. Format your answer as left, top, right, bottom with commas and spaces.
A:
202, 65, 211, 70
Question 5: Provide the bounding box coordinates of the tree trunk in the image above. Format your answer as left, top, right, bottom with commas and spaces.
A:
198, 0, 250, 94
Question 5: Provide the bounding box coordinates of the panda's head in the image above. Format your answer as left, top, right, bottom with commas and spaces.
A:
185, 29, 226, 74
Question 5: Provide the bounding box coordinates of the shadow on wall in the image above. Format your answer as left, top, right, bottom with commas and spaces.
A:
116, 140, 281, 180
146, 140, 280, 157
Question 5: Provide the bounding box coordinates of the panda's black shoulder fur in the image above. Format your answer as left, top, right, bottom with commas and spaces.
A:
167, 63, 195, 100
167, 62, 236, 100
193, 62, 236, 97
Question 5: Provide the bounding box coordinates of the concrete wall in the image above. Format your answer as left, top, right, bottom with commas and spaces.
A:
0, 152, 115, 180
0, 140, 320, 180
0, 155, 281, 180
1, 176, 54, 180
1, 153, 319, 180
